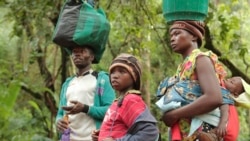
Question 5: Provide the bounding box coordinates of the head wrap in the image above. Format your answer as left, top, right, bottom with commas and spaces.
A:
170, 21, 205, 47
109, 53, 142, 90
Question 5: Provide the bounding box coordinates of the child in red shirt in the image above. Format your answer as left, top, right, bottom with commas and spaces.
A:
92, 53, 159, 141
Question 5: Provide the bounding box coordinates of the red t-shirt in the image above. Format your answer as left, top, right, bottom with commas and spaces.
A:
98, 93, 145, 141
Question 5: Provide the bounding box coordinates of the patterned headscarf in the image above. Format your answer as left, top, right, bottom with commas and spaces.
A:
170, 21, 205, 47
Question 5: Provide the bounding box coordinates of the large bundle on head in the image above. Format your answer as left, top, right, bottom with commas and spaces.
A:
52, 0, 110, 64
162, 0, 209, 23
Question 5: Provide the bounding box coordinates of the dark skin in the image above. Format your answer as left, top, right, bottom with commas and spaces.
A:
217, 104, 228, 137
217, 76, 244, 137
109, 66, 134, 95
162, 28, 222, 127
224, 76, 244, 97
56, 46, 94, 133
91, 130, 99, 141
91, 66, 135, 141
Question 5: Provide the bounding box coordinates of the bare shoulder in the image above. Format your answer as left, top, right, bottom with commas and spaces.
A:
195, 55, 215, 75
196, 54, 221, 97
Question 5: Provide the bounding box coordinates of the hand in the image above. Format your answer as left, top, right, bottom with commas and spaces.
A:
216, 123, 227, 137
91, 130, 100, 141
102, 137, 115, 141
161, 110, 178, 127
62, 100, 84, 114
56, 119, 69, 133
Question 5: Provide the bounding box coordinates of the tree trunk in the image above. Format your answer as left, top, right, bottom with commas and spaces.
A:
142, 50, 151, 106
204, 25, 250, 83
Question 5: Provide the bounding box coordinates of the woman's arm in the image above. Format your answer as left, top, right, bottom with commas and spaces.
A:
162, 55, 223, 126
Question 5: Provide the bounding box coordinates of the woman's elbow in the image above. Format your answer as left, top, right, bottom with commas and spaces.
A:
211, 93, 223, 107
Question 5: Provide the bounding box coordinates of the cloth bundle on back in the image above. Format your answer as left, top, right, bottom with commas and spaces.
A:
52, 0, 110, 63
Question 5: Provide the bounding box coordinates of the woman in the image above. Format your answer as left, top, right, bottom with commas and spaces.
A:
161, 21, 239, 140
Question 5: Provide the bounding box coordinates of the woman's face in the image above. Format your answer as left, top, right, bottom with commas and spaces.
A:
170, 29, 195, 55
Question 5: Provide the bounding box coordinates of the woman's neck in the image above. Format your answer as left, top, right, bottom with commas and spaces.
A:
182, 46, 198, 59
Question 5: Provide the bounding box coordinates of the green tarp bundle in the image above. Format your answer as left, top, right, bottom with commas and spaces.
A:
53, 0, 110, 63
